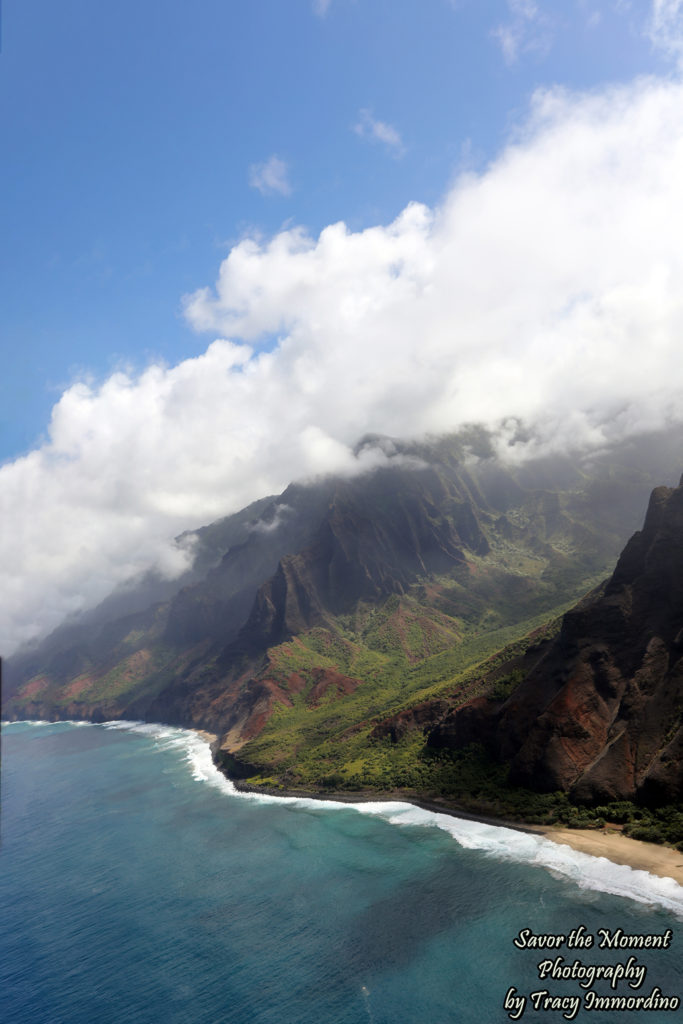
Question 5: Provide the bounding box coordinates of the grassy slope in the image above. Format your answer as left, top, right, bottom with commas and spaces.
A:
228, 578, 683, 848
231, 558, 604, 787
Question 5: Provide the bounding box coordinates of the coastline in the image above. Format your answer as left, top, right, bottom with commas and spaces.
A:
9, 722, 681, 888
216, 760, 683, 887
527, 824, 683, 887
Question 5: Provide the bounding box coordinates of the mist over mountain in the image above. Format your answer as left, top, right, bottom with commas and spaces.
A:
5, 73, 683, 659
5, 427, 683, 821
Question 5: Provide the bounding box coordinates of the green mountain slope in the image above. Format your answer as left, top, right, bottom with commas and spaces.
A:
3, 429, 677, 738
7, 429, 683, 846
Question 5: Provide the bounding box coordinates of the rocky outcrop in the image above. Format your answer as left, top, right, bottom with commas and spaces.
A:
5, 431, 683, 796
219, 463, 487, 657
370, 699, 452, 743
308, 668, 363, 705
430, 481, 683, 805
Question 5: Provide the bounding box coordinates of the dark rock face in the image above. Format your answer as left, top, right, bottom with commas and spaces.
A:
226, 464, 483, 656
431, 482, 683, 805
370, 699, 452, 743
6, 431, 683, 778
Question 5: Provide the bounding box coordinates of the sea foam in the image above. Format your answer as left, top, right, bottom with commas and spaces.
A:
7, 719, 683, 917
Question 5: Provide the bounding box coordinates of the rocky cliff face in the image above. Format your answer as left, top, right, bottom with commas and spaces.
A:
224, 463, 487, 656
5, 431, 683, 789
112, 462, 493, 737
430, 480, 683, 805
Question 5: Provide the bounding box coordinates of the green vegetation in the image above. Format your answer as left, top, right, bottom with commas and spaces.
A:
489, 669, 525, 702
235, 735, 683, 849
227, 566, 683, 852
231, 575, 590, 792
593, 803, 683, 851
15, 434, 676, 843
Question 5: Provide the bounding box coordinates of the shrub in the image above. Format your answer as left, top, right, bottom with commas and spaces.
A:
320, 773, 345, 789
490, 669, 525, 702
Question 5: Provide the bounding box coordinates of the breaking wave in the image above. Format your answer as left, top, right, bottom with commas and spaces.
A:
7, 719, 683, 917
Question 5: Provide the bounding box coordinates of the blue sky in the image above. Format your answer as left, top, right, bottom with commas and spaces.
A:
1, 0, 668, 460
4, 0, 683, 653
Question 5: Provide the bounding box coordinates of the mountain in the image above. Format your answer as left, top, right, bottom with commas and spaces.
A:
4, 428, 683, 823
429, 478, 683, 806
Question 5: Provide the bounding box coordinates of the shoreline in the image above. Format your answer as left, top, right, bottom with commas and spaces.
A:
218, 764, 683, 887
9, 721, 682, 888
526, 824, 683, 887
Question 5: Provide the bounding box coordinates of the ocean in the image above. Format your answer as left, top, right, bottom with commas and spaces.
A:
2, 721, 682, 1024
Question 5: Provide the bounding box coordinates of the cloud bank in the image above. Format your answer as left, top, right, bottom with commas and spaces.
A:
5, 75, 683, 655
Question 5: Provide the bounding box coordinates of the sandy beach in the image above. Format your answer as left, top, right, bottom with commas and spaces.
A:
417, 798, 683, 887
205, 736, 683, 889
196, 729, 218, 745
527, 824, 683, 886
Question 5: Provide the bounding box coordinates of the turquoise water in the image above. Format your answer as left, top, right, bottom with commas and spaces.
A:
2, 721, 682, 1024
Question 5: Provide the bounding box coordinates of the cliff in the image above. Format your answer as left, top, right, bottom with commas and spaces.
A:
4, 430, 683, 818
429, 480, 683, 805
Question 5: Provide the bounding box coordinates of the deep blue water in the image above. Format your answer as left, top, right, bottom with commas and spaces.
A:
2, 721, 682, 1024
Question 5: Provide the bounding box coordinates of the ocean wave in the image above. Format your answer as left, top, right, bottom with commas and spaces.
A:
101, 719, 239, 796
187, 734, 683, 918
154, 725, 683, 918
228, 785, 683, 918
2, 718, 94, 727
350, 803, 683, 918
7, 719, 683, 916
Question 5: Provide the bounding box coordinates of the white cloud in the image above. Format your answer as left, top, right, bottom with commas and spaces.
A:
248, 155, 292, 196
249, 504, 293, 534
648, 0, 683, 62
312, 0, 332, 16
493, 0, 553, 64
353, 109, 406, 157
5, 76, 683, 655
